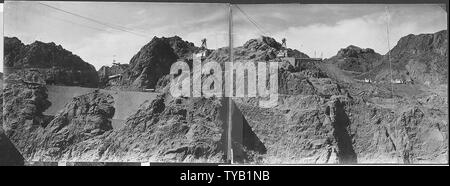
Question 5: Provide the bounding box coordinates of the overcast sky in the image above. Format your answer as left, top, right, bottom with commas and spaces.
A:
233, 4, 447, 58
3, 2, 447, 70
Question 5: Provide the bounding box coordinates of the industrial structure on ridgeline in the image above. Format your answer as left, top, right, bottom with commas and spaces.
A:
277, 38, 323, 68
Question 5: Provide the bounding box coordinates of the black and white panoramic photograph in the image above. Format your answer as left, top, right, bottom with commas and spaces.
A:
230, 4, 448, 164
0, 0, 448, 169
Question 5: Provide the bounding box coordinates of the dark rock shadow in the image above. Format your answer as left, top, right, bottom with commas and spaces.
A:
0, 130, 25, 166
332, 100, 357, 164
218, 97, 267, 163
230, 99, 267, 163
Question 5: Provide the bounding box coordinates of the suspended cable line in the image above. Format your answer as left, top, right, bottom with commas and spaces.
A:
43, 14, 114, 33
235, 5, 271, 36
38, 2, 149, 38
385, 6, 394, 99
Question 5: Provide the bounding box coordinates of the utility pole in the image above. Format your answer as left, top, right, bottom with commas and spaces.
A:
227, 3, 234, 164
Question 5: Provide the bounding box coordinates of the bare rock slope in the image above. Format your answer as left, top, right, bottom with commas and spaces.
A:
99, 36, 200, 90
326, 45, 382, 73
3, 33, 447, 164
4, 37, 99, 88
1, 76, 25, 165
233, 33, 447, 164
362, 30, 448, 85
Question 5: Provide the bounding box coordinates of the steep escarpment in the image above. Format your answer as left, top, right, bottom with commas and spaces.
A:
1, 77, 25, 165
96, 96, 229, 162
126, 37, 179, 89
3, 72, 115, 161
345, 94, 448, 163
88, 95, 264, 162
5, 86, 266, 162
22, 95, 265, 162
233, 34, 447, 164
2, 77, 52, 159
165, 36, 200, 60
28, 90, 115, 161
101, 36, 201, 90
232, 37, 354, 163
3, 35, 267, 163
237, 90, 447, 164
4, 37, 99, 87
101, 35, 310, 91
234, 36, 309, 61
234, 95, 354, 164
3, 32, 447, 164
362, 30, 448, 85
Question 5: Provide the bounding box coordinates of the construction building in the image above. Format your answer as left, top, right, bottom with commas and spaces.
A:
277, 38, 323, 68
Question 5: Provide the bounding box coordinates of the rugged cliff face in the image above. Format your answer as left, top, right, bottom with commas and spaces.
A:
97, 95, 264, 163
233, 36, 309, 62
362, 30, 448, 85
233, 34, 447, 164
98, 34, 446, 164
389, 30, 448, 85
236, 89, 447, 163
2, 79, 52, 160
6, 90, 265, 162
3, 33, 447, 164
4, 37, 99, 88
29, 90, 115, 161
127, 37, 179, 89
97, 96, 231, 162
100, 36, 200, 90
326, 45, 383, 73
2, 79, 116, 161
164, 36, 200, 60
1, 76, 25, 166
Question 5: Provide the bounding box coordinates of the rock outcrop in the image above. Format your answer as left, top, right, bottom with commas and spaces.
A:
164, 36, 200, 60
233, 33, 447, 164
326, 45, 382, 73
101, 36, 200, 90
3, 82, 116, 161
4, 37, 99, 87
29, 90, 115, 161
1, 77, 25, 166
92, 95, 265, 162
234, 36, 309, 61
362, 30, 448, 85
126, 37, 178, 89
97, 96, 231, 162
6, 91, 265, 162
2, 77, 52, 160
3, 32, 447, 164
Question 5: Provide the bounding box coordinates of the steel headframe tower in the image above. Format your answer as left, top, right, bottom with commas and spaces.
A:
281, 38, 287, 57
199, 38, 208, 59
201, 38, 207, 50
